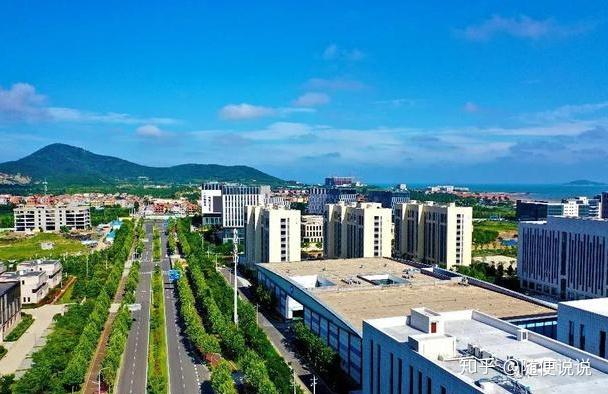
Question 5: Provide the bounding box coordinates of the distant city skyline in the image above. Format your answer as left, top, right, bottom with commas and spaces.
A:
1, 1, 607, 183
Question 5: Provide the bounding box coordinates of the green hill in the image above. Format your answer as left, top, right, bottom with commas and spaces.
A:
0, 143, 282, 187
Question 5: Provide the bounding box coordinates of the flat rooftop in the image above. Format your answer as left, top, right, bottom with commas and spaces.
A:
0, 282, 18, 295
369, 310, 608, 394
262, 258, 554, 331
560, 298, 608, 317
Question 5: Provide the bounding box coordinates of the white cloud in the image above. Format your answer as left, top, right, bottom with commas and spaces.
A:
322, 44, 365, 61
459, 15, 592, 41
219, 103, 315, 120
530, 101, 608, 122
305, 78, 366, 91
463, 102, 479, 113
293, 92, 330, 107
0, 82, 179, 125
374, 98, 422, 108
136, 124, 166, 138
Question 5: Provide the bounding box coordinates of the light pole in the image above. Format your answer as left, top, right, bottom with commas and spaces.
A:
312, 375, 318, 394
232, 228, 239, 325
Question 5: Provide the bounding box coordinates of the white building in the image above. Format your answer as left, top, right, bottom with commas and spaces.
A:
200, 182, 223, 225
17, 259, 63, 289
13, 204, 91, 232
324, 202, 392, 259
557, 298, 608, 359
363, 307, 608, 394
245, 205, 301, 265
518, 216, 608, 300
0, 271, 49, 304
561, 196, 602, 218
394, 202, 473, 269
301, 215, 324, 247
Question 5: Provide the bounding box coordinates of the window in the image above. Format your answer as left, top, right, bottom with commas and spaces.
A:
398, 358, 403, 394
568, 320, 574, 346
369, 340, 374, 394
390, 353, 394, 394
417, 371, 422, 394
580, 324, 586, 351
426, 377, 432, 394
440, 385, 447, 394
600, 331, 606, 358
409, 366, 413, 394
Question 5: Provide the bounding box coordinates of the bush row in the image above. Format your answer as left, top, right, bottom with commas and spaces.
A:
147, 266, 168, 394
210, 360, 237, 394
4, 313, 34, 342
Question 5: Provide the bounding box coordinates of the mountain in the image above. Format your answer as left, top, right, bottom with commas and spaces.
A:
0, 143, 283, 186
564, 179, 607, 186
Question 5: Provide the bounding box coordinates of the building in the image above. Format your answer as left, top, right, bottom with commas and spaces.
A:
367, 189, 411, 211
256, 257, 556, 386
13, 204, 91, 232
17, 259, 63, 288
562, 196, 602, 218
200, 182, 223, 225
516, 200, 564, 221
245, 205, 301, 265
324, 202, 392, 259
518, 216, 608, 300
301, 215, 324, 247
602, 192, 608, 219
363, 306, 608, 394
0, 282, 20, 342
394, 202, 473, 269
308, 187, 358, 215
325, 176, 355, 187
0, 271, 49, 304
557, 298, 608, 359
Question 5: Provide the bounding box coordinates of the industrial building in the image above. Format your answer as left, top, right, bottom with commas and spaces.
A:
557, 298, 608, 359
518, 216, 608, 300
13, 203, 91, 232
245, 205, 301, 265
363, 306, 608, 394
324, 202, 392, 259
394, 202, 473, 269
256, 257, 556, 386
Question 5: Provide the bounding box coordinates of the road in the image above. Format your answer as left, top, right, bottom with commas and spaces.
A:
117, 221, 153, 394
160, 221, 211, 394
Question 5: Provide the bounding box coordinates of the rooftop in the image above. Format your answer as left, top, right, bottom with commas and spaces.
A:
367, 309, 608, 394
0, 281, 18, 296
559, 298, 608, 317
261, 258, 554, 331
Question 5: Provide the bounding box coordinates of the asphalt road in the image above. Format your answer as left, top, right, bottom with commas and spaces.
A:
117, 221, 153, 394
161, 222, 212, 394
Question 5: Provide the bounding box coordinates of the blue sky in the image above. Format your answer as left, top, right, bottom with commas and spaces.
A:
1, 1, 608, 184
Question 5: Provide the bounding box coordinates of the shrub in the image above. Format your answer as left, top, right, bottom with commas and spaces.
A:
210, 360, 237, 394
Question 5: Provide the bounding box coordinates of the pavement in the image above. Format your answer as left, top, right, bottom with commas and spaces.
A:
0, 304, 66, 376
161, 222, 211, 394
117, 221, 154, 394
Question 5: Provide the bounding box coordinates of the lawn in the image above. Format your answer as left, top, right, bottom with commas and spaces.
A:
473, 220, 518, 234
0, 232, 88, 261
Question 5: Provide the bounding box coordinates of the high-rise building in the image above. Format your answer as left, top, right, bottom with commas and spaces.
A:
367, 189, 411, 211
200, 182, 223, 225
301, 215, 324, 247
518, 216, 608, 300
601, 192, 608, 219
245, 205, 301, 265
557, 298, 608, 359
324, 202, 392, 259
13, 204, 91, 232
394, 202, 472, 269
561, 196, 602, 218
516, 200, 564, 221
307, 187, 357, 214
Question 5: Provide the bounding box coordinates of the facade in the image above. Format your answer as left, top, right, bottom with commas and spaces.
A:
325, 176, 355, 187
17, 259, 63, 288
14, 204, 91, 232
518, 216, 608, 300
394, 202, 473, 269
367, 190, 411, 211
245, 205, 301, 265
516, 200, 564, 221
200, 182, 223, 225
561, 196, 602, 218
557, 298, 608, 359
0, 271, 49, 304
324, 202, 392, 259
256, 257, 556, 387
602, 192, 608, 219
301, 215, 324, 247
0, 282, 21, 342
363, 307, 608, 394
307, 187, 328, 215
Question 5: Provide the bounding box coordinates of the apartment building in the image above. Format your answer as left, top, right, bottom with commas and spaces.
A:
245, 205, 301, 265
0, 271, 49, 304
394, 202, 472, 269
557, 298, 608, 359
363, 307, 608, 394
324, 202, 391, 259
13, 204, 91, 232
17, 259, 63, 288
518, 216, 608, 300
0, 282, 21, 342
301, 215, 324, 247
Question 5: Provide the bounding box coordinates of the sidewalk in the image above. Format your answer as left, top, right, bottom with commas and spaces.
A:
0, 304, 66, 376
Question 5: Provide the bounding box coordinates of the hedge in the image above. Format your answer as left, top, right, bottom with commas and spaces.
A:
210, 360, 237, 394
4, 313, 34, 342
148, 266, 168, 394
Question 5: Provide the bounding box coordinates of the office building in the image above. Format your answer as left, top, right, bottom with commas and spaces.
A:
256, 257, 556, 386
0, 282, 20, 343
324, 202, 392, 259
17, 259, 63, 288
301, 215, 324, 247
557, 298, 608, 359
14, 204, 91, 232
363, 307, 608, 394
245, 205, 301, 265
562, 196, 602, 218
325, 176, 355, 187
516, 200, 564, 221
394, 202, 473, 269
0, 271, 49, 304
602, 192, 608, 219
367, 189, 411, 211
200, 182, 223, 225
307, 187, 358, 215
518, 216, 608, 300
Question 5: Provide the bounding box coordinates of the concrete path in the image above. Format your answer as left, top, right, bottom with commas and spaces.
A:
0, 304, 66, 375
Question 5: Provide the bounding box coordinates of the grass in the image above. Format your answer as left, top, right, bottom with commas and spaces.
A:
57, 277, 76, 304
5, 313, 34, 341
0, 232, 88, 261
147, 266, 168, 394
153, 228, 161, 261
474, 220, 518, 234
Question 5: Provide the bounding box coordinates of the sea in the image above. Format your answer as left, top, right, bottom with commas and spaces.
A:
381, 183, 608, 202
